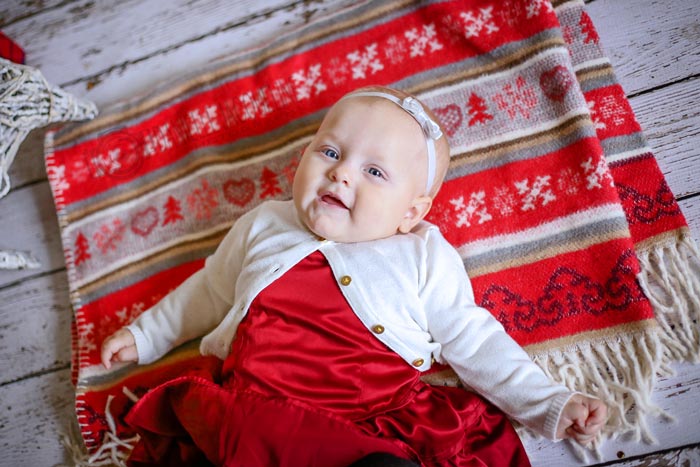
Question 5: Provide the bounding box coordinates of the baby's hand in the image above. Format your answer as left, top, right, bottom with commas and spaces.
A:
101, 328, 138, 369
556, 394, 607, 445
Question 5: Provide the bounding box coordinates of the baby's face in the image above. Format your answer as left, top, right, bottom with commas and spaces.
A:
292, 98, 430, 243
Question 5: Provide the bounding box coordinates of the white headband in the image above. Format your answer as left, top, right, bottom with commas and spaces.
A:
341, 91, 443, 194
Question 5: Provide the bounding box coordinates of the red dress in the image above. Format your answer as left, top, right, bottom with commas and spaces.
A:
125, 252, 530, 467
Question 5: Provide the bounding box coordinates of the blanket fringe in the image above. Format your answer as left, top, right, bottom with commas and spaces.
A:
637, 233, 700, 364
531, 325, 671, 447
56, 392, 139, 467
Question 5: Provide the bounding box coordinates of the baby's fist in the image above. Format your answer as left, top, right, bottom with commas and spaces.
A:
101, 328, 138, 369
557, 394, 607, 445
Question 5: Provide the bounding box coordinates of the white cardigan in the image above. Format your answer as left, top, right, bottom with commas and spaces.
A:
128, 199, 573, 439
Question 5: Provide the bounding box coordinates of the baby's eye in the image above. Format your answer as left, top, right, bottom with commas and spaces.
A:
321, 148, 340, 160
367, 167, 385, 179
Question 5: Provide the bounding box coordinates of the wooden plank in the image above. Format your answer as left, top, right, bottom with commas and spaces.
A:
0, 0, 67, 28
629, 78, 700, 199
606, 444, 700, 467
681, 195, 700, 244
0, 368, 73, 466
586, 0, 700, 96
3, 0, 292, 84
0, 182, 65, 288
3, 0, 357, 107
67, 0, 356, 108
6, 128, 50, 190
0, 270, 72, 385
525, 361, 700, 466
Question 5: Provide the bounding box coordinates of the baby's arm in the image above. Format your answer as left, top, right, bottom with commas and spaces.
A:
100, 209, 254, 368
557, 394, 607, 444
421, 231, 599, 439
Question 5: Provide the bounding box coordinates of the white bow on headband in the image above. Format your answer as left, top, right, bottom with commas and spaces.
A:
398, 96, 443, 141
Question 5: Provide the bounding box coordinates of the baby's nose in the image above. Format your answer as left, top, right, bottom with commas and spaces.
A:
330, 164, 351, 185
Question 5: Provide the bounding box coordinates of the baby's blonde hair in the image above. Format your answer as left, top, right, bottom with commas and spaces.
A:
343, 85, 451, 198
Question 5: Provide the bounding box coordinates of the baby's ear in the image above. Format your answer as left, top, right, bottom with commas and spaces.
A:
398, 196, 433, 234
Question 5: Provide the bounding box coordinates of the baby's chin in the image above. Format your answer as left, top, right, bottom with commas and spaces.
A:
295, 204, 401, 243
303, 222, 399, 244
304, 225, 352, 243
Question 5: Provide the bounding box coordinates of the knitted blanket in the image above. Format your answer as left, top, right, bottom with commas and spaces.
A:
45, 0, 700, 462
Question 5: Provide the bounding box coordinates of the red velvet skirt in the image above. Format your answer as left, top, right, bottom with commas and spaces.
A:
125, 252, 530, 467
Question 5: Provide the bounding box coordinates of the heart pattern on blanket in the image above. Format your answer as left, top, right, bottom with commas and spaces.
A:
223, 178, 255, 207
433, 104, 463, 137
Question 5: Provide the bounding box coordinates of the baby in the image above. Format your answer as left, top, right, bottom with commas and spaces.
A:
102, 86, 606, 467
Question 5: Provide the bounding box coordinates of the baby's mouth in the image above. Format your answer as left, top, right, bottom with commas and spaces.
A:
320, 192, 348, 209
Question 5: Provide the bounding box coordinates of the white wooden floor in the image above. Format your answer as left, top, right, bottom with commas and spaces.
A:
1, 1, 699, 466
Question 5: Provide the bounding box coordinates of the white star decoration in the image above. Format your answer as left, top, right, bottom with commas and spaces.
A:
0, 58, 97, 269
0, 57, 97, 198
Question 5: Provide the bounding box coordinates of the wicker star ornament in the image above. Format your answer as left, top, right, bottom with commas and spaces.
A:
0, 57, 97, 199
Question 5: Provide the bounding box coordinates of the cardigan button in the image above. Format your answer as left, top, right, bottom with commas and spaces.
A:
412, 358, 425, 367
339, 275, 352, 286
371, 324, 385, 334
